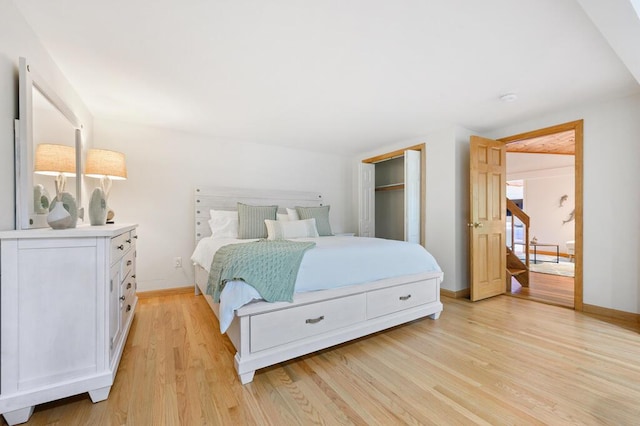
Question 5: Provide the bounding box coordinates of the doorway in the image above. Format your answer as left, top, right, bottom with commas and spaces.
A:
498, 120, 583, 310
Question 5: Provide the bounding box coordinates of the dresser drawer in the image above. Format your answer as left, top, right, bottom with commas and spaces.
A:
110, 233, 130, 264
120, 296, 134, 325
250, 294, 366, 353
366, 279, 437, 319
122, 274, 135, 299
121, 248, 135, 282
130, 228, 138, 248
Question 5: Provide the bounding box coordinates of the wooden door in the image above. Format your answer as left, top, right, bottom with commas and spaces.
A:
404, 150, 421, 243
469, 136, 506, 301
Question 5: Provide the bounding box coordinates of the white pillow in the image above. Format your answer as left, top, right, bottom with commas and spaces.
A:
210, 209, 236, 220
208, 209, 238, 238
264, 218, 319, 240
277, 213, 290, 221
286, 207, 300, 221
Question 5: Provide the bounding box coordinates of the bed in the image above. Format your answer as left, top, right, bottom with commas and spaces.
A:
192, 186, 444, 384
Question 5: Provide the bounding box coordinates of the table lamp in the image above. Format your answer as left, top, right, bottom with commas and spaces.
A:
34, 143, 78, 228
34, 143, 76, 198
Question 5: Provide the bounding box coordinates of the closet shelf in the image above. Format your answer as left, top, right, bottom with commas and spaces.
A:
375, 183, 405, 192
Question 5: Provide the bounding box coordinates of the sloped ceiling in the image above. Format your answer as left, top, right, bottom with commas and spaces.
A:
12, 0, 640, 154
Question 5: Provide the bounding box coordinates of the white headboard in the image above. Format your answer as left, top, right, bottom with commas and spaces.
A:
194, 186, 324, 242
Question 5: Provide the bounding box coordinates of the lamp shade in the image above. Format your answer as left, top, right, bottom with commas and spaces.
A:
34, 144, 76, 176
84, 149, 127, 180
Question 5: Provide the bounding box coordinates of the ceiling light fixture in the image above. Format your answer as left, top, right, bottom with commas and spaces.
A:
499, 93, 518, 102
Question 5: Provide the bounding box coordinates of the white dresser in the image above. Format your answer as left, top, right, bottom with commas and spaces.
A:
0, 224, 138, 425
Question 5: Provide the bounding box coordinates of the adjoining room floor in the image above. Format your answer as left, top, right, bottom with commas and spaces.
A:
508, 271, 574, 308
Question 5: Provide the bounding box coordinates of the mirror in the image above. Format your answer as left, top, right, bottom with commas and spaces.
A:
16, 57, 83, 229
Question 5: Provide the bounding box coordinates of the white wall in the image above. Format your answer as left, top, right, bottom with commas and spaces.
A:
0, 0, 93, 231
354, 125, 472, 293
508, 153, 576, 253
524, 174, 576, 253
94, 118, 354, 291
486, 93, 640, 313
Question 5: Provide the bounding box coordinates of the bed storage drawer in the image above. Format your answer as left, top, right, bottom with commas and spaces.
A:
250, 294, 366, 352
366, 279, 437, 319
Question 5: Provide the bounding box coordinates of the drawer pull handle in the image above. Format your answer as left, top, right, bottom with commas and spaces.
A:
119, 296, 126, 301
133, 235, 138, 239
126, 305, 132, 312
132, 274, 136, 279
126, 260, 132, 266
399, 294, 412, 301
126, 239, 132, 243
117, 244, 124, 250
305, 315, 325, 324
126, 283, 132, 289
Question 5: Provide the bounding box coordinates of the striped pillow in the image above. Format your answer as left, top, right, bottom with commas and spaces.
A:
296, 205, 333, 236
237, 203, 278, 239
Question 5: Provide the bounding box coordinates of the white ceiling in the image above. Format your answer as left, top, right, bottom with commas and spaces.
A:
12, 0, 640, 154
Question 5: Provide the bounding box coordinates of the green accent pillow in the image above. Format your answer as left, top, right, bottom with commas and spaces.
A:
296, 205, 333, 236
237, 203, 278, 239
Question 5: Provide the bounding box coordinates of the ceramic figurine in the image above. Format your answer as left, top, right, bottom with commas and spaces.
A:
47, 201, 72, 229
33, 184, 51, 214
48, 192, 78, 228
89, 187, 108, 225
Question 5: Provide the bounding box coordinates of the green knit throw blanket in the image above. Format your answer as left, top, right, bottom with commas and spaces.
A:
207, 240, 316, 303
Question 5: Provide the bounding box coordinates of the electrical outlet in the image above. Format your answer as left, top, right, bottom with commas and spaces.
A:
174, 257, 182, 268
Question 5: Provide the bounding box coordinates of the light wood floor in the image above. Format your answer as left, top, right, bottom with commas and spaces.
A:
10, 293, 640, 425
509, 271, 574, 308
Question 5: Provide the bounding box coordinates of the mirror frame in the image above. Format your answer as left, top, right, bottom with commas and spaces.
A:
16, 57, 83, 229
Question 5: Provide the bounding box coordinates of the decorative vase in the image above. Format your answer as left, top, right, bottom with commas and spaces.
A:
89, 187, 108, 225
47, 200, 72, 229
48, 192, 78, 229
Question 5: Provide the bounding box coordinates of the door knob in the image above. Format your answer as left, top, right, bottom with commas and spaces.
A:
468, 222, 483, 228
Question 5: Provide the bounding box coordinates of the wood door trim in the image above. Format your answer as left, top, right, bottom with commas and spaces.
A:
498, 119, 583, 311
362, 144, 426, 247
362, 143, 425, 164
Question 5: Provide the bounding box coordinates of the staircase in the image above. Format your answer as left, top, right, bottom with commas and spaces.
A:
506, 199, 530, 290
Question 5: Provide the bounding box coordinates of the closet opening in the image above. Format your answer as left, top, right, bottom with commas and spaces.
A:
359, 144, 426, 246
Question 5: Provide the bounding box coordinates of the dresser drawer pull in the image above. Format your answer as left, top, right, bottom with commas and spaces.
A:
126, 304, 132, 312
126, 239, 132, 243
133, 235, 138, 239
305, 315, 325, 324
126, 283, 132, 290
126, 260, 132, 266
399, 294, 412, 301
132, 274, 136, 279
119, 296, 126, 301
117, 244, 124, 250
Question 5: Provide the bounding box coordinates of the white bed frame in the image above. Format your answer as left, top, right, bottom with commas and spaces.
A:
193, 186, 443, 384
